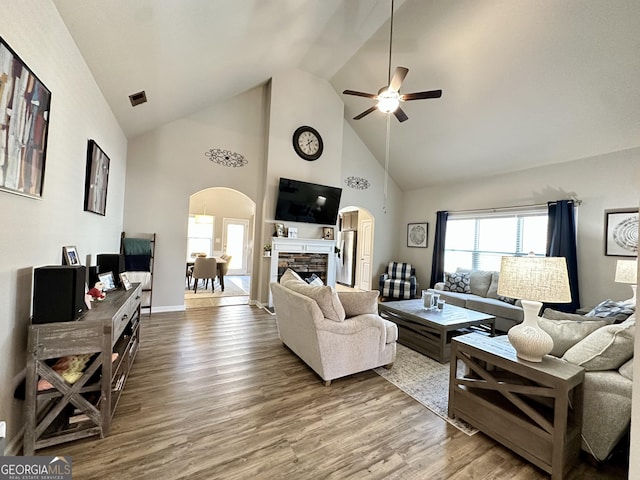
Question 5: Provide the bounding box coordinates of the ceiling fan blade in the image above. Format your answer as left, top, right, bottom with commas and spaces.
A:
353, 105, 378, 120
394, 107, 408, 123
401, 89, 443, 101
343, 89, 377, 99
388, 67, 409, 92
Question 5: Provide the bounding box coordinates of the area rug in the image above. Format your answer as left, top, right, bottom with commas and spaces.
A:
184, 277, 249, 299
374, 344, 478, 436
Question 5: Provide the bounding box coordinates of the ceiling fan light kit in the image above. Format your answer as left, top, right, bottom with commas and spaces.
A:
342, 0, 442, 123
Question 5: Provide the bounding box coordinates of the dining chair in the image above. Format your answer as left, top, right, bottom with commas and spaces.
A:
192, 257, 218, 293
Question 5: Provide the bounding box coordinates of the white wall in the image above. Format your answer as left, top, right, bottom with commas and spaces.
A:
124, 85, 268, 310
0, 0, 127, 448
400, 147, 640, 309
340, 121, 402, 286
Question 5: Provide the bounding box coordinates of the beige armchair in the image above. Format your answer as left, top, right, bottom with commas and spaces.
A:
270, 269, 397, 385
192, 257, 218, 293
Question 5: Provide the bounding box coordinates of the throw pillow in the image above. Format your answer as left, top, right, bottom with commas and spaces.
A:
457, 268, 493, 297
542, 308, 608, 323
498, 295, 517, 305
337, 290, 379, 317
444, 272, 471, 293
305, 273, 324, 286
562, 318, 635, 371
585, 299, 635, 323
280, 268, 304, 285
284, 281, 346, 322
537, 317, 610, 357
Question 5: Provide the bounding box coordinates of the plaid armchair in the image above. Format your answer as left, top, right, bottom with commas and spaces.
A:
379, 262, 417, 299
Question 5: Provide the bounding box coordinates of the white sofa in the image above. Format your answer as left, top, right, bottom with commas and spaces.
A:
270, 269, 397, 385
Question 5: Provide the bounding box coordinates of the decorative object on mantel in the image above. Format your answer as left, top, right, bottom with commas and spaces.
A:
407, 223, 428, 248
605, 208, 638, 257
287, 227, 298, 239
497, 255, 571, 362
0, 38, 51, 199
323, 227, 334, 240
275, 223, 285, 237
205, 148, 248, 168
344, 176, 370, 190
263, 244, 272, 257
615, 259, 638, 306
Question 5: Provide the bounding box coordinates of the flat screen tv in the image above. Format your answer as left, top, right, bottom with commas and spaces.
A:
275, 177, 342, 225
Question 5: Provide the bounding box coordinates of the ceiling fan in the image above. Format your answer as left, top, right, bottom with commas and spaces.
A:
342, 0, 442, 122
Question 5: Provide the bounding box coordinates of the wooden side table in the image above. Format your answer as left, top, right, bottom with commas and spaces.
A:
448, 333, 584, 480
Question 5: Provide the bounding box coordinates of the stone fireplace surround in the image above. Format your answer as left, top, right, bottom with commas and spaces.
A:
269, 237, 336, 307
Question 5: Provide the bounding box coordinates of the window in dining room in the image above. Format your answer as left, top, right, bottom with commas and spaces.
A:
187, 214, 215, 257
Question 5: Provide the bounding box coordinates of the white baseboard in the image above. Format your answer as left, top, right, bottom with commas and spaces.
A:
151, 305, 186, 313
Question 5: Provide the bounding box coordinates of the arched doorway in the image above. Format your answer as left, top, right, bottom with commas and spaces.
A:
336, 206, 375, 292
186, 187, 256, 307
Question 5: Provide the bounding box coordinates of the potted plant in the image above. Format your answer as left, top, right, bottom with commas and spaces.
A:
264, 244, 272, 257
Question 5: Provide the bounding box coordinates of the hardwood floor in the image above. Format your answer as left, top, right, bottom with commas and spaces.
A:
40, 306, 628, 479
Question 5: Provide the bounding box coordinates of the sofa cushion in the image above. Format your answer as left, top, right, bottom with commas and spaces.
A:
585, 299, 635, 323
538, 317, 610, 357
619, 359, 633, 381
338, 290, 379, 317
486, 272, 500, 299
444, 271, 471, 293
466, 296, 523, 322
562, 318, 635, 371
456, 269, 493, 297
284, 279, 346, 323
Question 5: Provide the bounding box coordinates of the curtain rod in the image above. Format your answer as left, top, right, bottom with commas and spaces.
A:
449, 199, 582, 215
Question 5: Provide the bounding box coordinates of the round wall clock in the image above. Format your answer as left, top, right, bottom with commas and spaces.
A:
292, 126, 323, 161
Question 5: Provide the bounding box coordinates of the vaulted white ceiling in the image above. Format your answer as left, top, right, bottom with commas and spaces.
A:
52, 0, 640, 191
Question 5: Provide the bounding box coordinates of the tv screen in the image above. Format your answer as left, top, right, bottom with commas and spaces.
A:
275, 178, 342, 225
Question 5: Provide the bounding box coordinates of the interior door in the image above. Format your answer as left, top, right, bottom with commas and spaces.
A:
358, 219, 373, 291
222, 218, 249, 275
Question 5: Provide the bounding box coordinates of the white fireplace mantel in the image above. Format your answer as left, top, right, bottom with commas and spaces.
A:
269, 237, 337, 307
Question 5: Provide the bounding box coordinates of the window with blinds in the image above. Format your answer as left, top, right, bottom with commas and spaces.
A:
443, 207, 548, 273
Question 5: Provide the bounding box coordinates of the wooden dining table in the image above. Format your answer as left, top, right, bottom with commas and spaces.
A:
187, 257, 226, 291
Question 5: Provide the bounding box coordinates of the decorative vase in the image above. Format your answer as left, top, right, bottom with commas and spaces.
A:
507, 299, 553, 362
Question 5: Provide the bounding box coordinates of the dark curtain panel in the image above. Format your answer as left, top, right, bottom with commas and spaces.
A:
429, 211, 449, 288
546, 200, 580, 312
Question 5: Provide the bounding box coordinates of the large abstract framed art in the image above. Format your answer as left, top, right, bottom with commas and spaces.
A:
83, 139, 110, 215
605, 208, 638, 257
0, 37, 51, 199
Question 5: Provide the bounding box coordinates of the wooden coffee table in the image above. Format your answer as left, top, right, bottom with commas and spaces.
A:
377, 299, 495, 363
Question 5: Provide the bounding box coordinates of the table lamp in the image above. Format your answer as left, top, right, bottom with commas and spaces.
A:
615, 259, 638, 306
497, 256, 572, 362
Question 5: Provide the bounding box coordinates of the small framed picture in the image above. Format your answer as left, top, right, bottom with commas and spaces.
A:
275, 223, 285, 237
62, 245, 81, 266
323, 227, 334, 240
407, 223, 428, 248
97, 271, 117, 292
605, 209, 638, 257
288, 227, 298, 238
119, 272, 132, 291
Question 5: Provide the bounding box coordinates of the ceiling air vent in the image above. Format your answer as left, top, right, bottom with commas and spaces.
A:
128, 90, 147, 107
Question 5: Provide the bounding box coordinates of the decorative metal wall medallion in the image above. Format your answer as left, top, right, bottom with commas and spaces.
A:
205, 149, 248, 167
345, 176, 370, 190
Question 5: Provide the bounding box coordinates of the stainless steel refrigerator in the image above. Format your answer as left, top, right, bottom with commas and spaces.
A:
336, 230, 357, 287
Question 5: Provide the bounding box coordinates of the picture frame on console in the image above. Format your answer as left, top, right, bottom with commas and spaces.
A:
605, 209, 639, 257
84, 139, 111, 216
62, 245, 81, 266
119, 272, 132, 291
0, 37, 51, 199
97, 271, 117, 292
407, 223, 428, 248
